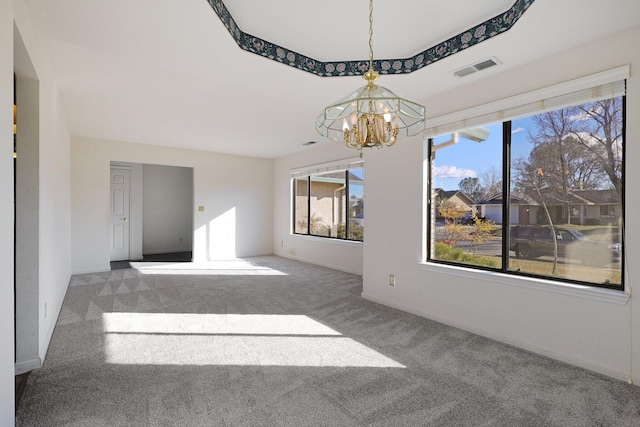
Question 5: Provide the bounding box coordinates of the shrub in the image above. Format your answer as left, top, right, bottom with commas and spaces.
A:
434, 242, 500, 268
336, 222, 364, 241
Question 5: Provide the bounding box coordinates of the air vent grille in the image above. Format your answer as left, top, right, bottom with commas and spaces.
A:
453, 57, 501, 78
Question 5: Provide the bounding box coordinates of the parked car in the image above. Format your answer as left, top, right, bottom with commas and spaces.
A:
460, 213, 475, 225
510, 225, 621, 266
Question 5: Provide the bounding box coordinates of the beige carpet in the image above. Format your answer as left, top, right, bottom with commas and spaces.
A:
16, 256, 640, 426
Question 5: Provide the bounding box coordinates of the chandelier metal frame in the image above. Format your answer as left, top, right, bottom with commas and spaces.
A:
315, 0, 426, 150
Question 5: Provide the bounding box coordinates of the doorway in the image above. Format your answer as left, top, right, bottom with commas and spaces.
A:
109, 162, 194, 265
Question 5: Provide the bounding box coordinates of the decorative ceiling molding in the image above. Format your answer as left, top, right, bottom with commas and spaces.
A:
207, 0, 536, 77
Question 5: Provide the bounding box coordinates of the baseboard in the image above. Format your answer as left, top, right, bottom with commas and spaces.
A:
15, 357, 41, 375
142, 248, 191, 255
361, 292, 633, 384
279, 253, 363, 276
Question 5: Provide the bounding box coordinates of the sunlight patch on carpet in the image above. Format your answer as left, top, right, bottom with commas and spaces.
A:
130, 259, 288, 276
103, 313, 342, 336
102, 313, 405, 368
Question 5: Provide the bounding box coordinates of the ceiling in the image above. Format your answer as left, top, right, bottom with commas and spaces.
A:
20, 0, 640, 158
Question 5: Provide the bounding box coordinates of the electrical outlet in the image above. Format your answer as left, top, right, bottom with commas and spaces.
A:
44, 302, 47, 318
280, 240, 284, 247
389, 274, 395, 286
179, 237, 183, 243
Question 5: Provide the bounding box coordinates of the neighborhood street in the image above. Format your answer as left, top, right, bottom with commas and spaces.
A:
434, 225, 621, 267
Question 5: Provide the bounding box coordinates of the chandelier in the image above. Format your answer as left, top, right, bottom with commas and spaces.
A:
315, 0, 426, 150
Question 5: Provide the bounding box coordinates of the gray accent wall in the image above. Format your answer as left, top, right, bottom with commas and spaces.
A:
143, 164, 193, 255
15, 68, 40, 375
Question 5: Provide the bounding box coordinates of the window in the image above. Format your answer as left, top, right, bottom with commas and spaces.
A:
427, 85, 625, 289
293, 164, 364, 242
430, 124, 504, 269
600, 205, 615, 217
293, 178, 309, 234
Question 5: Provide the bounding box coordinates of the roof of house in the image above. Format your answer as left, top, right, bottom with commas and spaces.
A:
570, 189, 620, 204
476, 192, 537, 205
476, 189, 620, 205
435, 189, 476, 204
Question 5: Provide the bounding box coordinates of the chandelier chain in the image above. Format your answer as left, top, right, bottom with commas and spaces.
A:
368, 0, 374, 70
314, 0, 425, 150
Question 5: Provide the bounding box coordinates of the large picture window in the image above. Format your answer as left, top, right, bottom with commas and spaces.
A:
427, 90, 625, 289
293, 165, 364, 242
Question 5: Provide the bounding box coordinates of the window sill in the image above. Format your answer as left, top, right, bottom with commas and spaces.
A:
419, 261, 629, 305
291, 233, 363, 246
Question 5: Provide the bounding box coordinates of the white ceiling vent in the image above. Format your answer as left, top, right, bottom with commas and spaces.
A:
452, 57, 501, 78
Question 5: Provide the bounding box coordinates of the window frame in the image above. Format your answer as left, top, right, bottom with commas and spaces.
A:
426, 95, 626, 291
292, 165, 364, 242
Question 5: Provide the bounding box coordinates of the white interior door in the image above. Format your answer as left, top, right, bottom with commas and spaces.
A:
110, 167, 131, 261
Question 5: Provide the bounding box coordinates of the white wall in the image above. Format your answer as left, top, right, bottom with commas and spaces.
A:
13, 0, 72, 375
358, 26, 640, 383
71, 137, 273, 273
142, 163, 193, 255
273, 143, 364, 275
0, 0, 15, 422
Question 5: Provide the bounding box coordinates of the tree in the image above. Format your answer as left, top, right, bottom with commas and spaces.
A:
438, 203, 469, 247
515, 134, 604, 192
458, 177, 483, 201
570, 98, 623, 197
469, 217, 498, 255
532, 168, 559, 275
511, 104, 614, 224
479, 166, 502, 200
526, 108, 580, 221
511, 165, 560, 274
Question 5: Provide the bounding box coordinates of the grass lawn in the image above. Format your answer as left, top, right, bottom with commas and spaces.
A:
508, 257, 621, 286
435, 241, 622, 287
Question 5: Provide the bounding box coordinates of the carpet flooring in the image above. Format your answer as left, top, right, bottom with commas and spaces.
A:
16, 256, 640, 426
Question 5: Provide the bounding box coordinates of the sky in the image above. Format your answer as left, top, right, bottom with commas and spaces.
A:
432, 117, 537, 191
